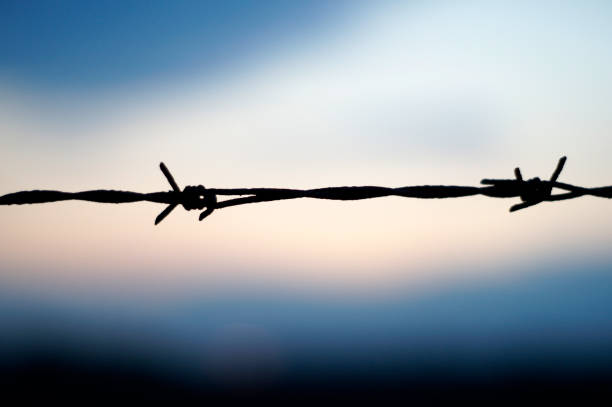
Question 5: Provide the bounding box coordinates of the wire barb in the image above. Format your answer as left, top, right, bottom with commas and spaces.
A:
510, 156, 568, 212
159, 162, 180, 192
153, 163, 218, 224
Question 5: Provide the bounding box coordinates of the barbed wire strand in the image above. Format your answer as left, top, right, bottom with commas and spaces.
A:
1, 156, 610, 225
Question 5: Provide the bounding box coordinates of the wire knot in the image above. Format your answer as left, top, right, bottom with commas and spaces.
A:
519, 177, 551, 203
509, 156, 567, 212
181, 185, 214, 210
155, 163, 217, 224
182, 185, 217, 221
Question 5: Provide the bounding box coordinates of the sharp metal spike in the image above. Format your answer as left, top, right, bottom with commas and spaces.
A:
514, 168, 523, 182
159, 162, 181, 192
155, 203, 178, 225
550, 156, 567, 183
199, 207, 215, 221
509, 200, 540, 212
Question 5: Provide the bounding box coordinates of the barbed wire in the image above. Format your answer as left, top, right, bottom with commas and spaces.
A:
1, 156, 610, 225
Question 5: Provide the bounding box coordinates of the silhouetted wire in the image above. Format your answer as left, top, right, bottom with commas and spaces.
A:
1, 156, 610, 224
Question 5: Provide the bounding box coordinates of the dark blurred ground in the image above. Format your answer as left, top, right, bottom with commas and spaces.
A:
3, 352, 612, 403
2, 258, 612, 403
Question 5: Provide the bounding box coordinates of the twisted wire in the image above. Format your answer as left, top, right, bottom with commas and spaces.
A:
1, 156, 610, 224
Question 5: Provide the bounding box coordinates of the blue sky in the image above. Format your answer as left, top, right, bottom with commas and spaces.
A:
2, 0, 611, 296
0, 0, 355, 89
1, 1, 612, 392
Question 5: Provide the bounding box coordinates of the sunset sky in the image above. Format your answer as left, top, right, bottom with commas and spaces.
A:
1, 1, 612, 395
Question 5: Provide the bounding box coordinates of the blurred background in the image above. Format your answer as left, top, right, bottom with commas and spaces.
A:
1, 0, 611, 401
